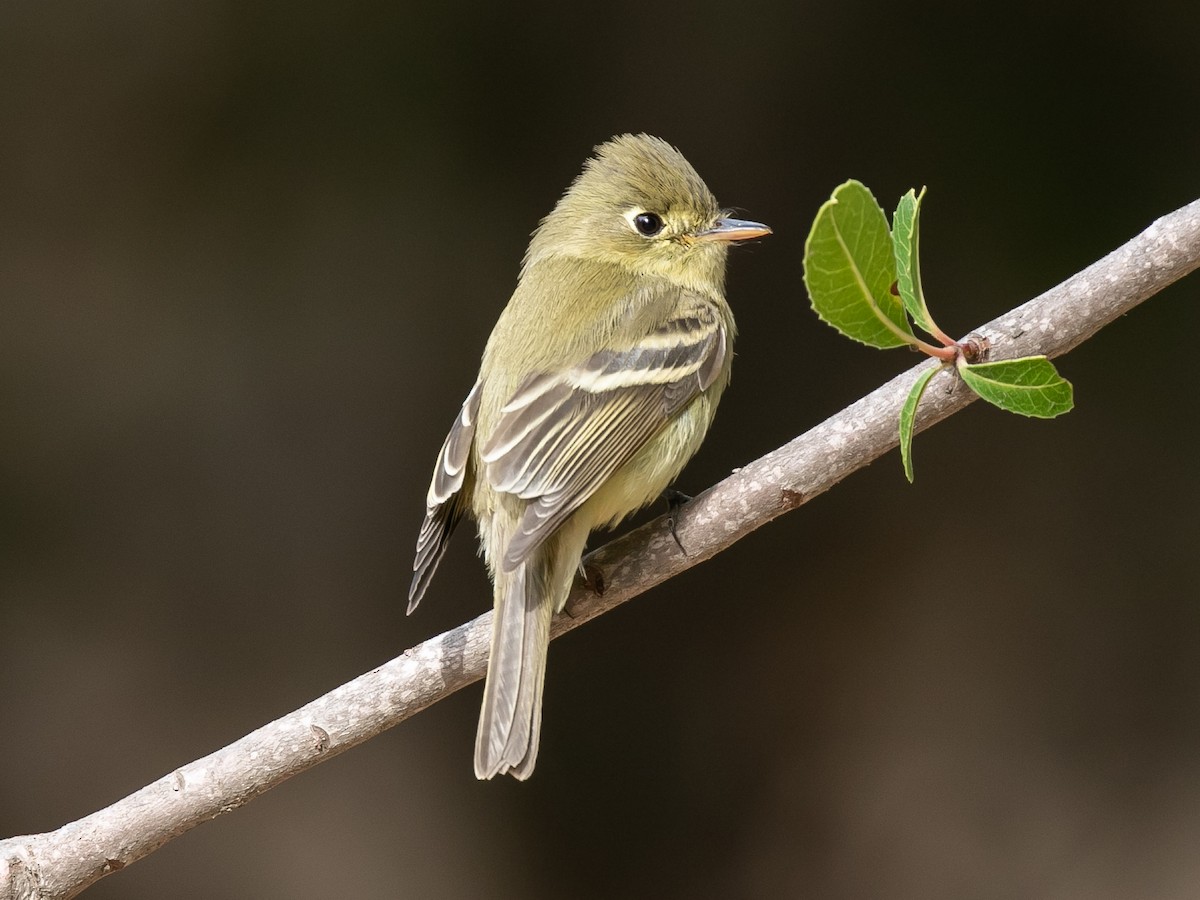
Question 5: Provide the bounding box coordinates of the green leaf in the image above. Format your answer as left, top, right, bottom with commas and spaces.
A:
900, 364, 940, 482
957, 356, 1075, 418
892, 187, 940, 338
803, 180, 913, 349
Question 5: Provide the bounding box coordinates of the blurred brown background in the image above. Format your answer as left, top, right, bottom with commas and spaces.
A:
3, 1, 1200, 897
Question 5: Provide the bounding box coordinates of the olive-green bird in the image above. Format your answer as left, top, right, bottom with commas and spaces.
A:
408, 133, 770, 779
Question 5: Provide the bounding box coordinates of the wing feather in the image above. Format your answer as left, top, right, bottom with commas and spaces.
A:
408, 380, 482, 612
481, 294, 728, 571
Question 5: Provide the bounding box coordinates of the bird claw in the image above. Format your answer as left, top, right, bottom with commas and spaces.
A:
581, 562, 605, 597
661, 488, 692, 553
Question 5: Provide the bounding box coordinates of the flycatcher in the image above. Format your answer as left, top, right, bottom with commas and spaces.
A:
409, 133, 770, 779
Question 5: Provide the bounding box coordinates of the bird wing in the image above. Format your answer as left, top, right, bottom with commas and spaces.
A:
481, 293, 727, 571
408, 379, 481, 612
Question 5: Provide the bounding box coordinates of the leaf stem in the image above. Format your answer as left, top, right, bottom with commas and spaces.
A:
918, 338, 957, 360
929, 322, 957, 348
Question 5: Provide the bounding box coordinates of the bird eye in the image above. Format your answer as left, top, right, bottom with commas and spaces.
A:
633, 212, 664, 237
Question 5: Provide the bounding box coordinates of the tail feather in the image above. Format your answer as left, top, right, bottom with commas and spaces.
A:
475, 561, 553, 780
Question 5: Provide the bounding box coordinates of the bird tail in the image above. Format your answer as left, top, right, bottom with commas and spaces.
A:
474, 558, 555, 780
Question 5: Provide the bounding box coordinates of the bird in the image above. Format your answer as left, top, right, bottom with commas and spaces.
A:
408, 133, 770, 779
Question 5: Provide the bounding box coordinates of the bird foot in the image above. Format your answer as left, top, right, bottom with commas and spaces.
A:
661, 489, 692, 554
581, 562, 605, 597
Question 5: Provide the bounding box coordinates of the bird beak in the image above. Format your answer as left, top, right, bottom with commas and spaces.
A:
693, 216, 773, 243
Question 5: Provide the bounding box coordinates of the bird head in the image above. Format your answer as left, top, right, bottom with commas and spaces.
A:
524, 134, 770, 292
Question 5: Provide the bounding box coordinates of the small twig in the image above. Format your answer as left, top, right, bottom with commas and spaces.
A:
2, 197, 1198, 900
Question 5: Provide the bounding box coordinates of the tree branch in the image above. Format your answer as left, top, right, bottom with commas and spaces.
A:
3, 198, 1199, 900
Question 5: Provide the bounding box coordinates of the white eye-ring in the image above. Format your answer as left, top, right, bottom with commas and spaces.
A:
627, 210, 664, 237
